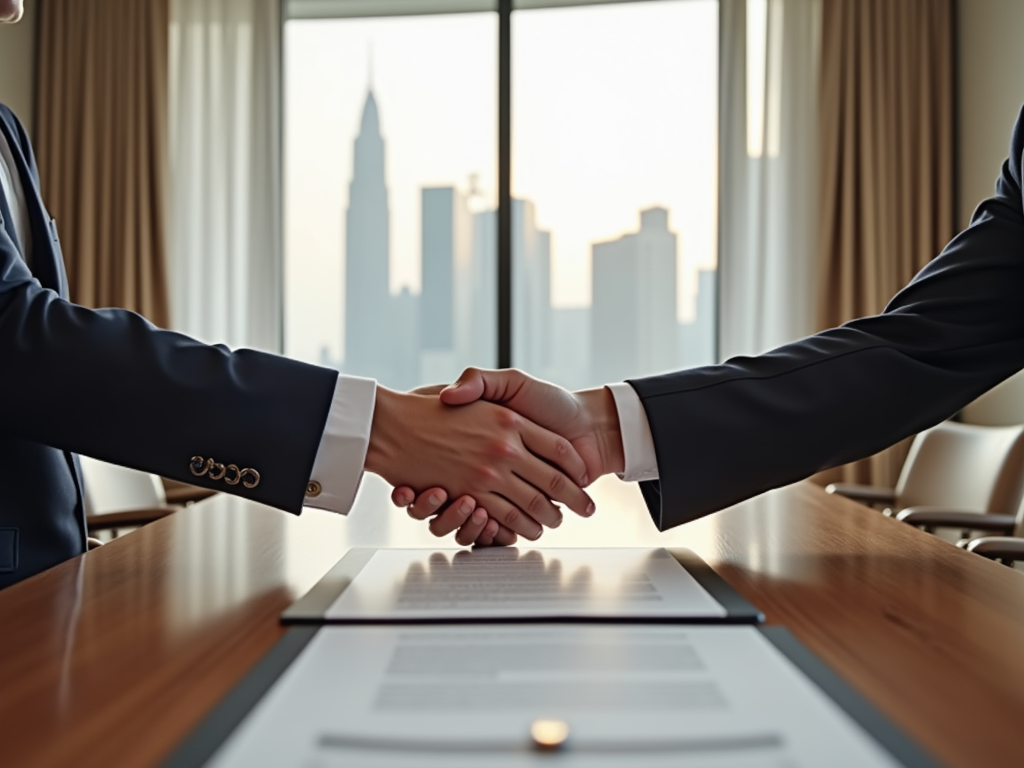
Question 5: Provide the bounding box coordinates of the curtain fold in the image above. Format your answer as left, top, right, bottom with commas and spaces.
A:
814, 0, 955, 489
168, 0, 283, 352
718, 0, 821, 361
35, 0, 170, 326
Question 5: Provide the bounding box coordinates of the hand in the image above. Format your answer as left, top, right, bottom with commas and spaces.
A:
438, 368, 625, 480
391, 486, 518, 547
391, 369, 625, 544
368, 386, 594, 541
390, 382, 519, 546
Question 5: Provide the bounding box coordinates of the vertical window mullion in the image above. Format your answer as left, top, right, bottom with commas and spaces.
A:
497, 0, 512, 369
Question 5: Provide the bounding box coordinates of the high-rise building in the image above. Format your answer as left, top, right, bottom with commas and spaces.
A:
343, 89, 393, 380
461, 199, 551, 373
591, 207, 678, 382
678, 267, 716, 368
464, 208, 497, 368
419, 187, 472, 383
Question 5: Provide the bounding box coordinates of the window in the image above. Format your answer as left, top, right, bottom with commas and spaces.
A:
283, 0, 718, 392
512, 0, 718, 389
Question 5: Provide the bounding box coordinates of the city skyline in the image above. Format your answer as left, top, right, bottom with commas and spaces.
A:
336, 88, 715, 391
283, 2, 718, 368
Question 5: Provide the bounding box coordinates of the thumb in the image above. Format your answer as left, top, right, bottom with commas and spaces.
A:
440, 367, 529, 406
439, 367, 486, 405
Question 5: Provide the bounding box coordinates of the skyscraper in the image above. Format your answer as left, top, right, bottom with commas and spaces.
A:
512, 201, 552, 374
591, 207, 678, 382
343, 89, 393, 380
419, 187, 472, 383
463, 199, 552, 373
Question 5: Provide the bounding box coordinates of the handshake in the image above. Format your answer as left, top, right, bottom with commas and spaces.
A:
367, 368, 627, 547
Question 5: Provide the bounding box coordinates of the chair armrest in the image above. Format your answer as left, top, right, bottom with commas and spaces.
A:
895, 507, 1017, 534
162, 478, 217, 505
824, 483, 896, 504
86, 507, 178, 531
965, 536, 1024, 564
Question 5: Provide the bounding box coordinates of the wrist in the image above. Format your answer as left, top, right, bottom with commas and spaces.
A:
576, 387, 625, 477
366, 385, 401, 477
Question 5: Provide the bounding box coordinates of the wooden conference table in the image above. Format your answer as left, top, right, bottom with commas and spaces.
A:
3, 475, 1024, 768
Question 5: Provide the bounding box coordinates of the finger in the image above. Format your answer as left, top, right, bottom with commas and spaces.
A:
518, 418, 589, 488
503, 474, 568, 529
405, 488, 448, 521
392, 486, 416, 507
455, 508, 490, 546
478, 491, 544, 541
473, 518, 499, 547
490, 523, 518, 547
439, 367, 486, 405
441, 367, 530, 406
514, 450, 594, 520
428, 496, 477, 537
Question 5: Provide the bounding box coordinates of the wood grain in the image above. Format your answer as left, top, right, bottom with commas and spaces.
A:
2, 478, 1023, 767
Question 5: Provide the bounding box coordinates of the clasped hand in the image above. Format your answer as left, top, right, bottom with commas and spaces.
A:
370, 369, 624, 547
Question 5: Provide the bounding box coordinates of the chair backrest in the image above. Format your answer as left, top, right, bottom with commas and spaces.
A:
79, 457, 167, 516
895, 421, 1024, 514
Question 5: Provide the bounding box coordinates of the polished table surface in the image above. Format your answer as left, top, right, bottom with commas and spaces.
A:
3, 475, 1024, 768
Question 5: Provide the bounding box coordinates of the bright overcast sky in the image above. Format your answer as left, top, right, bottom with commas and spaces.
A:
284, 1, 718, 365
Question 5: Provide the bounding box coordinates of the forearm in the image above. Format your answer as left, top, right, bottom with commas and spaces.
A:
0, 274, 338, 511
630, 194, 1024, 529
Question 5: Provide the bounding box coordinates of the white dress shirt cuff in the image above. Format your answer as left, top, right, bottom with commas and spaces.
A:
607, 382, 660, 483
304, 375, 376, 514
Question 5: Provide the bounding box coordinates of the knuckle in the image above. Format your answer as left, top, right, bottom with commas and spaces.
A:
496, 408, 520, 429
527, 493, 547, 516
555, 437, 571, 457
474, 465, 500, 486
503, 507, 522, 529
548, 472, 567, 496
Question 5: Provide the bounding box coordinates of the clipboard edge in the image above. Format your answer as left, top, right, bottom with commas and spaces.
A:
665, 547, 765, 623
281, 547, 378, 623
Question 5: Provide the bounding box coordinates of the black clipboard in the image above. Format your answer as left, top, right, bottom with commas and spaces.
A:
161, 625, 943, 768
280, 547, 764, 625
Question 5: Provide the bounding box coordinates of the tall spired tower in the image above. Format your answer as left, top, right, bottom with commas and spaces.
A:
344, 89, 392, 379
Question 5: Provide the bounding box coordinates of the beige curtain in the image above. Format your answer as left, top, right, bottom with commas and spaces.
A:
813, 0, 955, 489
35, 0, 170, 327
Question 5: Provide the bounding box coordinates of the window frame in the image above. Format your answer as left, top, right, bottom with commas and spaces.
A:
282, 0, 715, 369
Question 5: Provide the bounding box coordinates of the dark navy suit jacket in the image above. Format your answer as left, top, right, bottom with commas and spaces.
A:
630, 106, 1024, 531
0, 104, 337, 590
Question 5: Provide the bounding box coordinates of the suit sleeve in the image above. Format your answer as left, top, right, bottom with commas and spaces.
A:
0, 235, 339, 512
0, 118, 339, 514
628, 106, 1024, 531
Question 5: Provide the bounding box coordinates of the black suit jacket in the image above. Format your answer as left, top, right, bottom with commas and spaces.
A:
0, 104, 338, 589
630, 106, 1024, 531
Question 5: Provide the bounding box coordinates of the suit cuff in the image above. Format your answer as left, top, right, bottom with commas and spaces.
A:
607, 382, 659, 482
304, 375, 376, 514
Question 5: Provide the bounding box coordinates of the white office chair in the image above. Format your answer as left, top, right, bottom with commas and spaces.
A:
827, 421, 1024, 543
80, 456, 179, 538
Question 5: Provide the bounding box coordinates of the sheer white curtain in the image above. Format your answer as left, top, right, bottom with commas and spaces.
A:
168, 0, 282, 352
717, 0, 820, 360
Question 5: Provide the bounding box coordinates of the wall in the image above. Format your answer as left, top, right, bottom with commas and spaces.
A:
957, 0, 1024, 425
0, 1, 37, 137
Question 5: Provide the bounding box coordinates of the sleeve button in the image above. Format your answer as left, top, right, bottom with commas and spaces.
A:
306, 481, 322, 498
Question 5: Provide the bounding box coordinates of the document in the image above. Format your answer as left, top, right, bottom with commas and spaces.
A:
322, 547, 728, 621
206, 625, 908, 767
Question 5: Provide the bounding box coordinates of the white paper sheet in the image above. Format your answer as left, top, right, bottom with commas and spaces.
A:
324, 547, 728, 621
206, 625, 905, 768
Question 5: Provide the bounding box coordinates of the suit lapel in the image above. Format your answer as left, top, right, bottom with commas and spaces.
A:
0, 113, 63, 295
